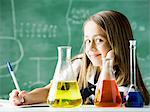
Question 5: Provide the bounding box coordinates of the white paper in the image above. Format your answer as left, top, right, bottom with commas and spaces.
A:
0, 99, 48, 108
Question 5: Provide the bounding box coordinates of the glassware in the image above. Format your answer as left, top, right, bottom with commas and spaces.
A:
125, 40, 144, 107
47, 46, 82, 108
94, 58, 122, 107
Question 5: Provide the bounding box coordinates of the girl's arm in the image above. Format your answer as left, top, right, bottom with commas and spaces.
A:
23, 84, 50, 105
9, 83, 51, 106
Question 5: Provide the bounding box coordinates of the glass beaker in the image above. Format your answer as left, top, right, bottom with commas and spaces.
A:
47, 46, 82, 108
125, 40, 144, 107
94, 59, 122, 107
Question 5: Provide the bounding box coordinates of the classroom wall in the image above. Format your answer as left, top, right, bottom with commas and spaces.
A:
0, 0, 150, 99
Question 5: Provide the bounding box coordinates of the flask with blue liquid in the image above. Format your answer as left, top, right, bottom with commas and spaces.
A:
125, 40, 144, 107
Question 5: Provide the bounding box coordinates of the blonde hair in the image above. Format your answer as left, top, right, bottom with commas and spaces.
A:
77, 10, 149, 105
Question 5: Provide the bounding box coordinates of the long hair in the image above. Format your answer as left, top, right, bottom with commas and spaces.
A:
77, 10, 149, 105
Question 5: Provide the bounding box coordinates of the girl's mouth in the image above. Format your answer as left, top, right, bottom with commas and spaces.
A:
90, 54, 101, 58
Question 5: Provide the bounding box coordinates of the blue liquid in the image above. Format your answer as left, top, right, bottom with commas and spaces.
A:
125, 91, 144, 107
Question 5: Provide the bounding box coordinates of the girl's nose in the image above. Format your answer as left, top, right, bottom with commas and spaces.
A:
90, 40, 97, 51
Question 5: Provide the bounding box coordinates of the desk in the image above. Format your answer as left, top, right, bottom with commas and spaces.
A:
0, 99, 149, 112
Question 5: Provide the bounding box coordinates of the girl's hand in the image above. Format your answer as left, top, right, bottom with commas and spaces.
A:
105, 50, 114, 60
9, 89, 27, 106
102, 50, 114, 66
100, 50, 115, 80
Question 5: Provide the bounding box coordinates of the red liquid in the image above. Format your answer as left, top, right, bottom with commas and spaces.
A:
94, 80, 122, 107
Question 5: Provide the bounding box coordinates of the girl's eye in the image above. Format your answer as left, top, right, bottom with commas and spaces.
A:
96, 38, 103, 43
85, 39, 91, 44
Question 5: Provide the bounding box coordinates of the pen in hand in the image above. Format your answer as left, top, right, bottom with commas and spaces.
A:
7, 62, 21, 92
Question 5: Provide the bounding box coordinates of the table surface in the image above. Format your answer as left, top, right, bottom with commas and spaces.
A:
0, 99, 149, 112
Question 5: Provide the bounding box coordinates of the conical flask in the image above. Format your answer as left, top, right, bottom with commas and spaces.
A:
125, 40, 144, 107
94, 58, 122, 107
47, 46, 82, 108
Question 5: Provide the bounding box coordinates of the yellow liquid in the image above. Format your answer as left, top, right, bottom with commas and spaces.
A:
47, 81, 82, 108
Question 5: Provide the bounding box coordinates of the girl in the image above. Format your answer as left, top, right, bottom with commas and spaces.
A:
9, 10, 149, 106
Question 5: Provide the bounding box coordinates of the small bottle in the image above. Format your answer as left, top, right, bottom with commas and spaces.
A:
47, 46, 82, 108
94, 58, 122, 107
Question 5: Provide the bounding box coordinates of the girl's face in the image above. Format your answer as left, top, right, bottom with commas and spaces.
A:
84, 21, 111, 67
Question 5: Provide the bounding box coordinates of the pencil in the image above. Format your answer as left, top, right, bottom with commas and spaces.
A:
7, 62, 21, 91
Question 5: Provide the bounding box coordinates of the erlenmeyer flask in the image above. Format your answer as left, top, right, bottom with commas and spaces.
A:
47, 46, 82, 108
94, 58, 122, 107
125, 40, 144, 107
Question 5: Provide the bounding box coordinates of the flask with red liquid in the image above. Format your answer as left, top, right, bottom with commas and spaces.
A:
94, 58, 122, 107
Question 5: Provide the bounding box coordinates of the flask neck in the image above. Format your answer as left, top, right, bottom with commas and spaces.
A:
54, 46, 74, 81
129, 40, 136, 87
100, 59, 115, 80
58, 46, 71, 62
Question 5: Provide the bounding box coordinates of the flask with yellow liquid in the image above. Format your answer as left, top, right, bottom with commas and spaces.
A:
47, 46, 82, 108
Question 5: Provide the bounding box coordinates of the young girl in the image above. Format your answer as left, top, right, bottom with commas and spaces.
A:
9, 10, 149, 106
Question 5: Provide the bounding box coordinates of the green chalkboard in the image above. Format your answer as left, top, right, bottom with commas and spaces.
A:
0, 0, 150, 99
